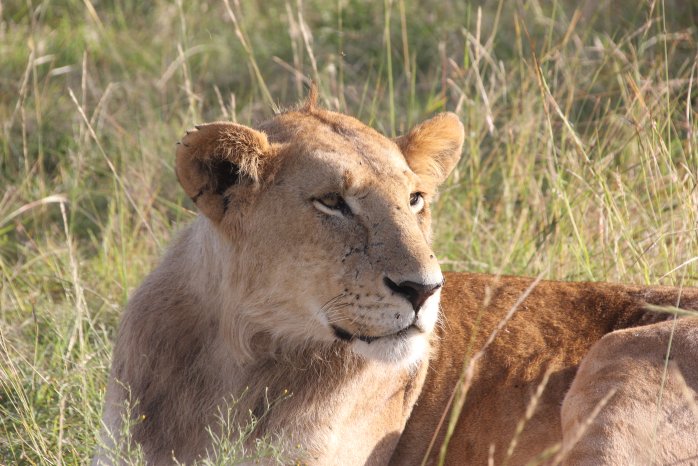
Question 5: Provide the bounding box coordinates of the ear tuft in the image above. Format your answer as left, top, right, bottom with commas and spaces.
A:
395, 112, 464, 190
302, 82, 319, 112
175, 122, 273, 222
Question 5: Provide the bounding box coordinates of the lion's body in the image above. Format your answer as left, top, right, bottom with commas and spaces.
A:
393, 273, 698, 465
98, 94, 698, 465
561, 318, 698, 465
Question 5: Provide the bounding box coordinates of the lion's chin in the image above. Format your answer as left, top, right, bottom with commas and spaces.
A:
350, 327, 430, 367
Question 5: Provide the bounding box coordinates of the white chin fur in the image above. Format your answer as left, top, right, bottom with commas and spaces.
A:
352, 292, 440, 366
351, 328, 430, 366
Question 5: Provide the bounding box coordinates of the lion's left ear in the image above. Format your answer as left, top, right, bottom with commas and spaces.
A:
394, 112, 464, 190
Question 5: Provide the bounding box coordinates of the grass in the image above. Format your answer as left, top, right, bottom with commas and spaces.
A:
1, 0, 697, 463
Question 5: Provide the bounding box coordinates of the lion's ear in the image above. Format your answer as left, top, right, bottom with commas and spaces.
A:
175, 122, 275, 223
395, 112, 464, 190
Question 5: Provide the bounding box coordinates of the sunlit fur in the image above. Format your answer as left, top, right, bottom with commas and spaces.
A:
392, 273, 698, 465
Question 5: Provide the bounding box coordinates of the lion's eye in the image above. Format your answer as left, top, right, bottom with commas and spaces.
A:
409, 192, 425, 213
313, 193, 352, 217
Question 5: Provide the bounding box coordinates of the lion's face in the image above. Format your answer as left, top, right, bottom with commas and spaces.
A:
176, 99, 463, 364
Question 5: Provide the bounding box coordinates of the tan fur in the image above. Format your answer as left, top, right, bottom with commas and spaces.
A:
394, 112, 463, 192
96, 95, 463, 465
392, 274, 698, 465
561, 318, 698, 465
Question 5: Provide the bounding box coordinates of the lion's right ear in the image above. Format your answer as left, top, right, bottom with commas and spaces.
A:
175, 122, 275, 223
394, 112, 464, 192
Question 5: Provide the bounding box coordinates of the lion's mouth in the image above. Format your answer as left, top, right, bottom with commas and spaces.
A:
331, 324, 420, 344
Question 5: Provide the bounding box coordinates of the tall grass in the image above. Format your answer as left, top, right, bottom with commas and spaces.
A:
1, 0, 696, 463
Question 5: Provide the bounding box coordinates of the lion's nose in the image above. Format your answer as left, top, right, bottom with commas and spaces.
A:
383, 277, 443, 312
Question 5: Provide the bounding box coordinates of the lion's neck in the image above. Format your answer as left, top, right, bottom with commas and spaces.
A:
229, 345, 423, 464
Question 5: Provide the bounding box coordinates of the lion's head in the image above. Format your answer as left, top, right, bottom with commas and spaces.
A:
175, 92, 463, 365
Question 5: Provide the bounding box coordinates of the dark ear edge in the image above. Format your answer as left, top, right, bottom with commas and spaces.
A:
175, 122, 272, 223
395, 112, 464, 190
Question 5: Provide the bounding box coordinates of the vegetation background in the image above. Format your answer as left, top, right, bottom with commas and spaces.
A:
1, 0, 697, 463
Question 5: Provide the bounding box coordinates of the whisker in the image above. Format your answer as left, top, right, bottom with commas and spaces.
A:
320, 292, 349, 313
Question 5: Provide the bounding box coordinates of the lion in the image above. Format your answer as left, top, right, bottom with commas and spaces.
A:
97, 90, 698, 465
96, 88, 463, 465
